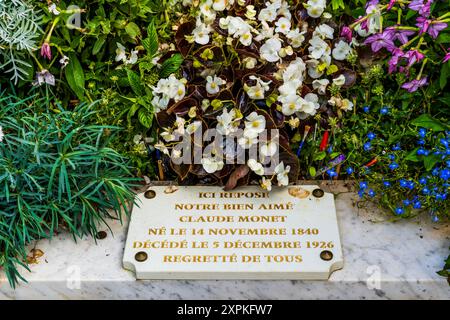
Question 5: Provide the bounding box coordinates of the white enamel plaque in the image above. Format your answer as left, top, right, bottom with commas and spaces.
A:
123, 186, 343, 280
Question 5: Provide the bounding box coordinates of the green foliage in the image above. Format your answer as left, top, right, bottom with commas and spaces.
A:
0, 92, 138, 287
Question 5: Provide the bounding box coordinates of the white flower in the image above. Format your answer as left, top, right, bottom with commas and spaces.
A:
280, 94, 302, 116
155, 141, 170, 155
243, 57, 257, 69
161, 128, 176, 142
151, 75, 187, 111
275, 162, 291, 186
216, 109, 240, 135
299, 93, 320, 116
258, 7, 278, 22
313, 24, 334, 39
206, 75, 226, 95
260, 141, 278, 157
288, 117, 300, 129
192, 19, 212, 45
286, 28, 305, 48
306, 59, 324, 79
201, 157, 224, 173
332, 40, 352, 61
238, 135, 258, 149
275, 17, 291, 35
255, 21, 274, 41
33, 70, 55, 86
212, 0, 227, 11
261, 177, 272, 191
59, 55, 70, 68
0, 126, 4, 142
308, 36, 330, 60
115, 43, 127, 62
186, 121, 202, 134
245, 76, 271, 100
244, 112, 266, 138
260, 38, 282, 62
239, 31, 253, 46
333, 74, 346, 87
248, 159, 265, 176
48, 3, 60, 15
305, 0, 326, 18
341, 98, 354, 111
126, 49, 139, 65
312, 79, 330, 95
245, 5, 257, 20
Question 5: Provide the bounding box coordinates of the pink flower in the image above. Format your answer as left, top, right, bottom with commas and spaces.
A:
387, 0, 397, 10
40, 42, 52, 60
401, 76, 428, 92
443, 49, 450, 63
340, 26, 353, 42
416, 17, 448, 39
404, 50, 425, 68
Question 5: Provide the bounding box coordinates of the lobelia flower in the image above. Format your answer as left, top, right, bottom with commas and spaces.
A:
416, 17, 448, 39
41, 42, 52, 60
401, 76, 428, 92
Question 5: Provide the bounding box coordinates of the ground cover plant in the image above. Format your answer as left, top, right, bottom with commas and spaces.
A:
0, 0, 448, 285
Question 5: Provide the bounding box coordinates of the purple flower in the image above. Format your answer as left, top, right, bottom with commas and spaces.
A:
409, 0, 433, 17
404, 50, 425, 68
388, 48, 404, 73
416, 17, 448, 39
40, 42, 52, 60
365, 33, 396, 53
387, 0, 397, 10
384, 27, 416, 45
401, 76, 428, 92
444, 48, 450, 63
33, 69, 55, 86
340, 26, 353, 42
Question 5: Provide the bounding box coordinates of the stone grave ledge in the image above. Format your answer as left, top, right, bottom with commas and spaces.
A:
0, 181, 448, 300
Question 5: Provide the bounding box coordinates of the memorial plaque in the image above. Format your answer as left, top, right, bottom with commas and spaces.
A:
123, 186, 343, 280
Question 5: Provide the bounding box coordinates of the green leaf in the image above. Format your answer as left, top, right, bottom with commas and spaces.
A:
405, 148, 420, 162
92, 35, 107, 55
309, 167, 317, 177
138, 108, 154, 128
313, 151, 326, 161
65, 53, 85, 99
159, 53, 184, 78
126, 69, 144, 96
125, 22, 141, 39
424, 154, 441, 171
143, 19, 158, 56
411, 114, 448, 131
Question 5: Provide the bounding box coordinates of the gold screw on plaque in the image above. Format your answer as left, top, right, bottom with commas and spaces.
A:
135, 251, 148, 262
320, 250, 333, 261
96, 231, 107, 240
144, 190, 156, 199
312, 188, 325, 198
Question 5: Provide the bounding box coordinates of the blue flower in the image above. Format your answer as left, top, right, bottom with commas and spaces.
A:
358, 190, 365, 198
399, 179, 408, 187
432, 168, 439, 176
363, 106, 370, 113
406, 181, 415, 190
417, 148, 427, 156
440, 139, 449, 148
392, 143, 401, 151
368, 189, 376, 197
395, 207, 404, 215
383, 181, 391, 188
403, 199, 411, 206
413, 201, 422, 209
346, 167, 354, 175
380, 107, 389, 115
388, 154, 395, 161
417, 139, 425, 146
363, 142, 372, 151
418, 128, 427, 138
327, 169, 337, 178
389, 162, 399, 170
367, 132, 376, 140
422, 187, 431, 195
419, 177, 427, 184
431, 215, 439, 223
440, 169, 450, 180
360, 181, 368, 190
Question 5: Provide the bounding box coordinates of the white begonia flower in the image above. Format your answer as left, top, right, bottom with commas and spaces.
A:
255, 21, 274, 42
305, 0, 326, 18
151, 75, 187, 111
333, 74, 346, 87
216, 108, 240, 136
308, 36, 330, 60
288, 117, 300, 129
306, 59, 324, 79
0, 126, 4, 142
278, 81, 301, 97
206, 75, 226, 95
313, 24, 334, 40
238, 135, 258, 149
332, 40, 352, 61
243, 57, 257, 69
126, 49, 139, 65
286, 28, 306, 48
245, 76, 272, 100
312, 79, 330, 95
279, 46, 293, 58
247, 159, 265, 176
260, 141, 278, 157
175, 116, 186, 135
282, 58, 306, 83
186, 121, 202, 134
48, 3, 60, 15
244, 112, 266, 138
245, 5, 257, 20
200, 0, 216, 21
275, 162, 291, 186
260, 38, 282, 62
275, 17, 291, 35
201, 157, 224, 174
212, 0, 227, 11
192, 19, 212, 45
261, 177, 272, 191
161, 128, 176, 142
340, 99, 354, 111
280, 94, 303, 116
154, 142, 170, 155
239, 31, 253, 46
172, 149, 182, 159
115, 43, 127, 62
258, 5, 278, 22
299, 93, 320, 116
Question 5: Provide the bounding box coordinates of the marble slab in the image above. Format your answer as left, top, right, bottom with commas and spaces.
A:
0, 181, 449, 300
123, 186, 343, 280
